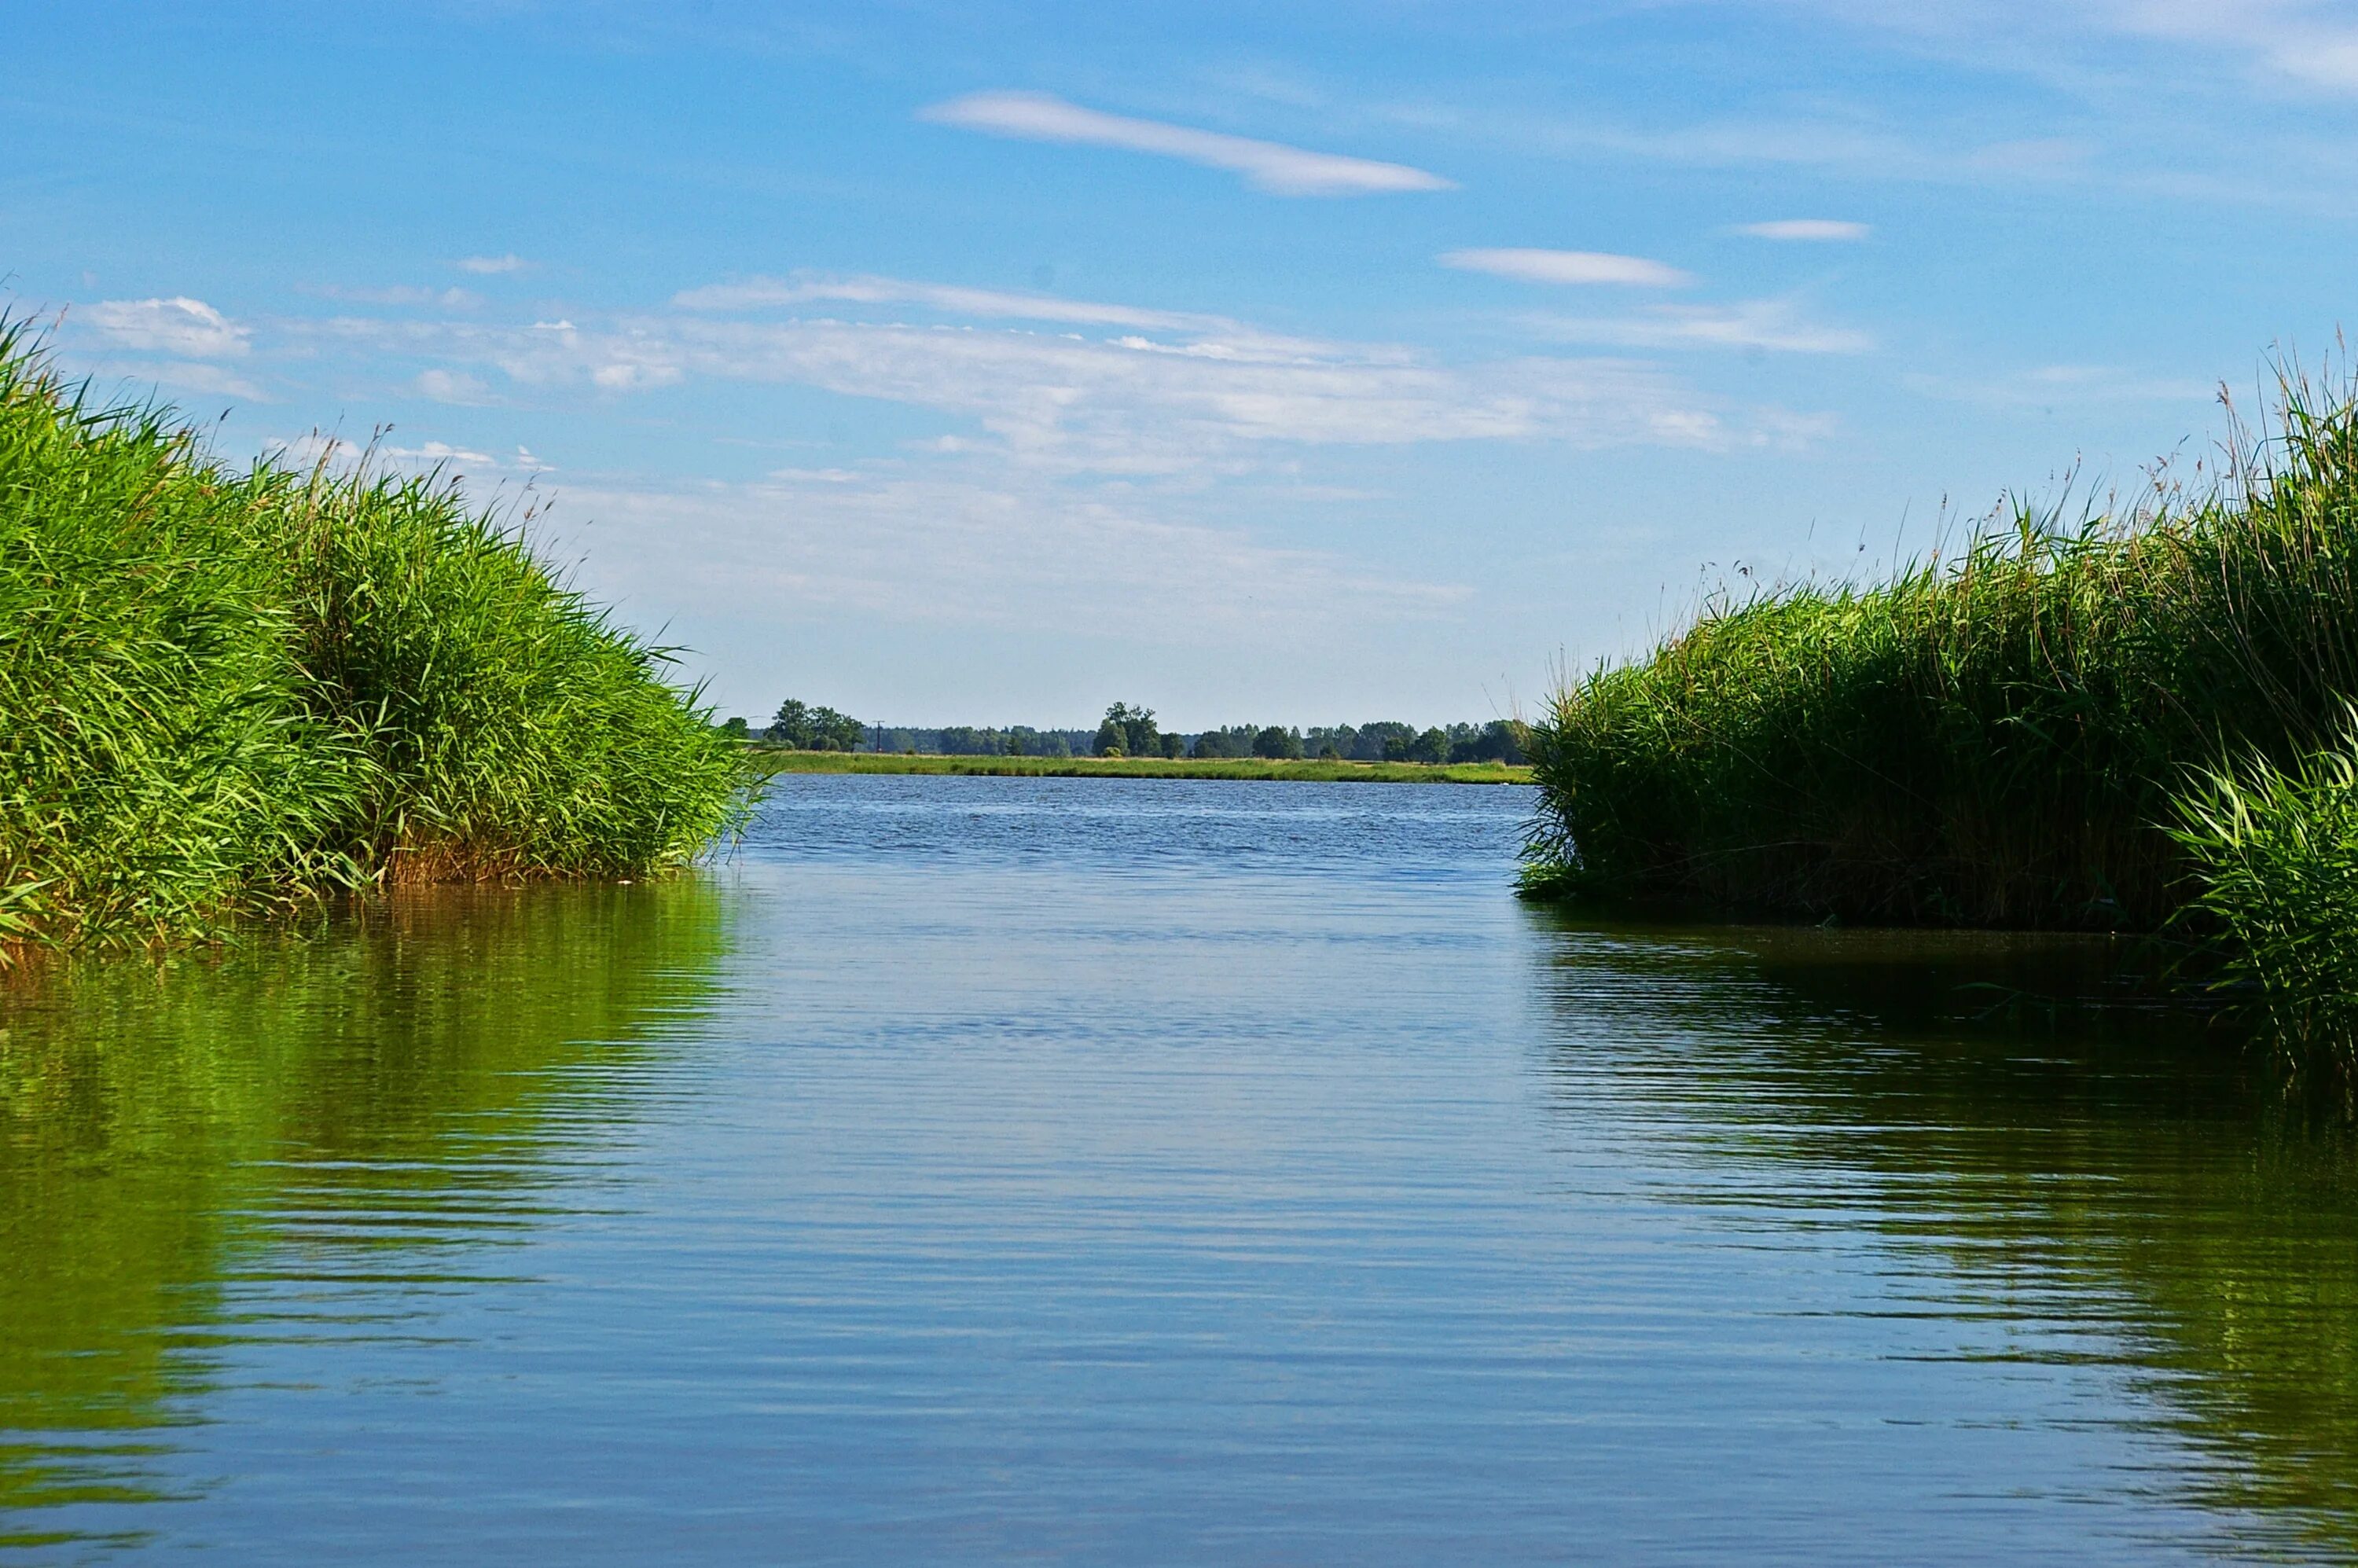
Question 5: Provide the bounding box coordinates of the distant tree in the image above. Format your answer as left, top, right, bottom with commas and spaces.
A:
718, 716, 750, 740
1098, 701, 1159, 757
1160, 733, 1185, 758
1448, 719, 1528, 765
1005, 730, 1025, 756
1192, 728, 1241, 759
1358, 722, 1417, 762
938, 726, 1006, 756
769, 699, 863, 751
1252, 725, 1303, 761
817, 707, 862, 751
1317, 743, 1342, 762
768, 699, 810, 746
1409, 726, 1449, 764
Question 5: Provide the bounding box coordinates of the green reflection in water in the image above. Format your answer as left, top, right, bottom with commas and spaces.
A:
1530, 913, 2358, 1553
0, 881, 731, 1544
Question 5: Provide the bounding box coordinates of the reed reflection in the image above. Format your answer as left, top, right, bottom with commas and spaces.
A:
1527, 909, 2358, 1551
0, 881, 731, 1543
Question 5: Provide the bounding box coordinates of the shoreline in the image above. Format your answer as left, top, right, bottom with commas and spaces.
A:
747, 748, 1533, 784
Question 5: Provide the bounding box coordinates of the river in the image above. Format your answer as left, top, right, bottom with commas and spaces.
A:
3, 775, 2355, 1562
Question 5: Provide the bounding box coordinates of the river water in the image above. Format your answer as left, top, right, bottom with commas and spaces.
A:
4, 775, 2356, 1563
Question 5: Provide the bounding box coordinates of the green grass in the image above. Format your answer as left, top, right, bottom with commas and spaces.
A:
0, 327, 747, 952
747, 747, 1533, 784
1525, 365, 2358, 943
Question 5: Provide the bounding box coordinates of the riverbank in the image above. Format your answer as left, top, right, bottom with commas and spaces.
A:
749, 747, 1533, 784
0, 330, 745, 953
1522, 365, 2358, 1066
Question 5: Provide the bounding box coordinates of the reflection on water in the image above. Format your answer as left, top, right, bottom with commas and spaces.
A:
1526, 916, 2358, 1554
2, 776, 2356, 1562
0, 883, 730, 1548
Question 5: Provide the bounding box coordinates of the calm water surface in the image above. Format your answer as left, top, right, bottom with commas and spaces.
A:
4, 776, 2357, 1562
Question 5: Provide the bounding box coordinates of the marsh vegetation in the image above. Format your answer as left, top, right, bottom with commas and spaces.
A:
1522, 365, 2358, 1067
0, 330, 744, 953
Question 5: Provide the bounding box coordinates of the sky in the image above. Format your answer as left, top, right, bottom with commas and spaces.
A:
10, 1, 2358, 729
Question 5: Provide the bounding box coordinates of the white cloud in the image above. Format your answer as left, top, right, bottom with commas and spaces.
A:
920, 90, 1454, 196
1959, 0, 2358, 94
1901, 362, 2212, 406
267, 432, 366, 472
316, 284, 480, 307
385, 439, 498, 468
338, 312, 1724, 469
413, 368, 492, 403
1537, 299, 1875, 354
267, 432, 550, 477
456, 254, 531, 274
1734, 218, 1871, 241
83, 297, 250, 358
1767, 1, 2358, 101
674, 272, 1219, 332
544, 472, 1471, 641
591, 361, 682, 390
1441, 248, 1694, 287
106, 361, 267, 402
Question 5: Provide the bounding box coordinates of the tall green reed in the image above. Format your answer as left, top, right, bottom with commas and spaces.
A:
0, 325, 747, 953
2172, 713, 2358, 1070
1525, 360, 2358, 936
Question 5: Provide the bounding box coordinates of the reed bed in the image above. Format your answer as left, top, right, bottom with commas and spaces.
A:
2172, 716, 2358, 1070
0, 329, 746, 952
1524, 363, 2358, 960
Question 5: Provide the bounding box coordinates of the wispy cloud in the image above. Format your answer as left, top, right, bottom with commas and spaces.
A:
83, 297, 250, 358
386, 439, 498, 468
268, 431, 550, 476
455, 254, 531, 275
1902, 361, 2213, 406
673, 272, 1218, 332
920, 91, 1454, 196
1791, 0, 2358, 96
1441, 248, 1693, 287
104, 361, 267, 402
544, 472, 1472, 641
318, 293, 1741, 472
1537, 299, 1874, 354
413, 368, 493, 403
314, 283, 481, 307
1733, 218, 1871, 241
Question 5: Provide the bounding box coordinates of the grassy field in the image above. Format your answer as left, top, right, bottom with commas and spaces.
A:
0, 328, 745, 953
749, 747, 1533, 784
1521, 365, 2358, 1068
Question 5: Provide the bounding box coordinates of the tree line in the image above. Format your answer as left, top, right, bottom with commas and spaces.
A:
726, 700, 1526, 765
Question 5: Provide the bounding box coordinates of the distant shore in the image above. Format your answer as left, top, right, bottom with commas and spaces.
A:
747, 747, 1533, 784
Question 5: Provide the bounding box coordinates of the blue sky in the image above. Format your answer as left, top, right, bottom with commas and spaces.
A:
12, 2, 2358, 728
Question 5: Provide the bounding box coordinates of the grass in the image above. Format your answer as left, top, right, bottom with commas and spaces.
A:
747, 747, 1534, 784
1522, 361, 2358, 1061
0, 327, 747, 953
2172, 713, 2358, 1071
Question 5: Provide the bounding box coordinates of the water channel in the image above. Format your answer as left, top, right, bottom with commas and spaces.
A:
3, 775, 2356, 1562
